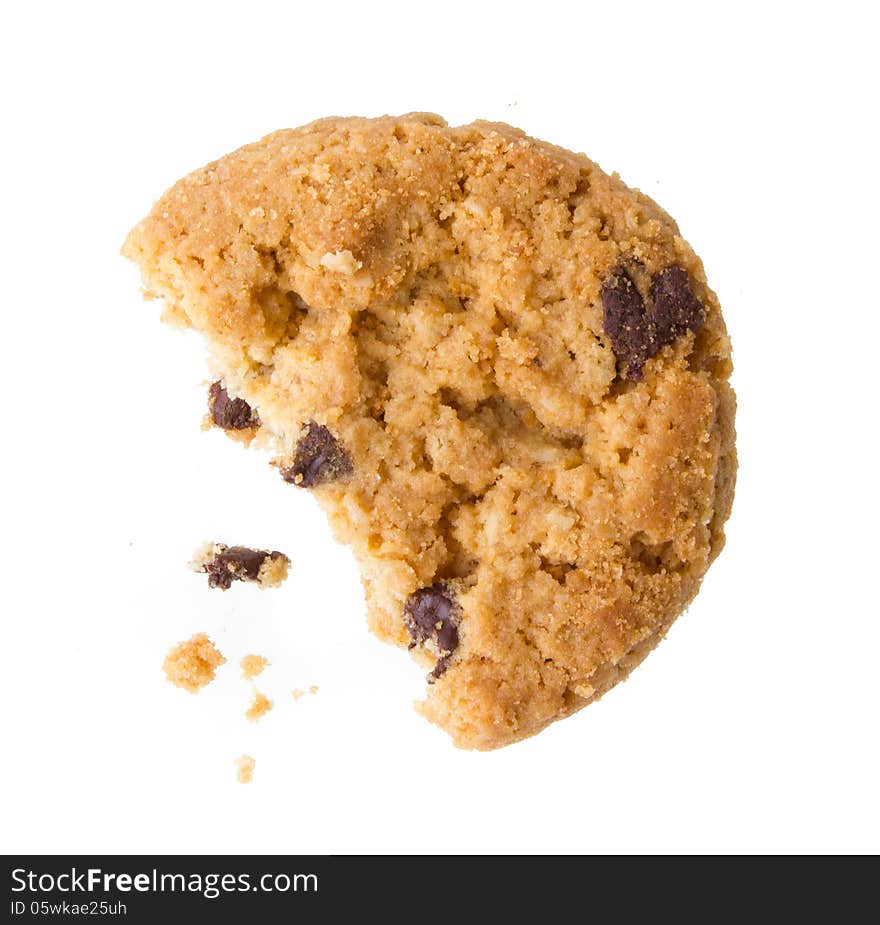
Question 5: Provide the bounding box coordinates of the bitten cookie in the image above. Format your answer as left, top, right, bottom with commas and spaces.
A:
124, 114, 736, 749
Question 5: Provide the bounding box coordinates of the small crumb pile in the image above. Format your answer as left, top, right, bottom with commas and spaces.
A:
163, 633, 226, 693
162, 541, 308, 781
291, 685, 319, 701
246, 691, 273, 722
235, 754, 256, 784
240, 654, 269, 680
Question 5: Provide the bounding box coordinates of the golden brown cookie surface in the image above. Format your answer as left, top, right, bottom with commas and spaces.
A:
125, 113, 736, 749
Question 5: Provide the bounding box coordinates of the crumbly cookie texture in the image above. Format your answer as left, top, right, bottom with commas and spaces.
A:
245, 691, 273, 721
191, 542, 290, 590
235, 754, 255, 783
163, 633, 226, 693
125, 114, 736, 749
240, 654, 269, 680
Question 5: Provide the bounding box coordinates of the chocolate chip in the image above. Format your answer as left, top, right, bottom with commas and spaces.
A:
404, 584, 459, 680
429, 654, 452, 682
650, 265, 705, 344
281, 422, 353, 488
602, 269, 651, 380
208, 381, 259, 430
602, 265, 704, 380
196, 544, 288, 590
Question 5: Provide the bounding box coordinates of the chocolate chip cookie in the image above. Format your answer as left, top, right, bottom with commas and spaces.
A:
124, 114, 736, 749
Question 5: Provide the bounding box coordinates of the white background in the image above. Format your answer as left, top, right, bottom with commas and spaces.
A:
2, 0, 878, 855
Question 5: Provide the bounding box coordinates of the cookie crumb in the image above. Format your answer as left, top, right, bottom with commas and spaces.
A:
235, 754, 255, 783
291, 685, 319, 701
246, 691, 273, 721
163, 633, 225, 693
572, 684, 595, 699
191, 542, 290, 590
240, 654, 269, 680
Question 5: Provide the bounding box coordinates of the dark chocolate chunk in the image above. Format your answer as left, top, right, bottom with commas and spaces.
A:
280, 422, 353, 488
208, 381, 259, 430
404, 584, 459, 683
200, 544, 285, 590
428, 654, 452, 682
650, 265, 705, 344
602, 265, 705, 380
601, 268, 651, 380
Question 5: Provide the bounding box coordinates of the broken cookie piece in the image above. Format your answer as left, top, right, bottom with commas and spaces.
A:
191, 542, 290, 591
163, 633, 226, 693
